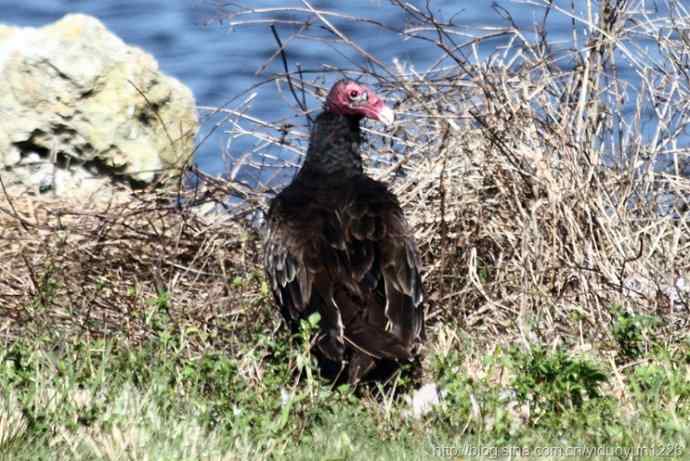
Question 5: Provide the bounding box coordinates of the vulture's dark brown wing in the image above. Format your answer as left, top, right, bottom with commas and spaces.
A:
264, 175, 424, 383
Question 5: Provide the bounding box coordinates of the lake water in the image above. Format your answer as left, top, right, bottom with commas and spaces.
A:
3, 1, 679, 180
2, 0, 589, 176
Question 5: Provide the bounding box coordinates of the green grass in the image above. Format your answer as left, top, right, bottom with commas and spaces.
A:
1, 310, 689, 460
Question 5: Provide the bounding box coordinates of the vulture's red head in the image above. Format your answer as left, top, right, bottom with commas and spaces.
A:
325, 80, 395, 126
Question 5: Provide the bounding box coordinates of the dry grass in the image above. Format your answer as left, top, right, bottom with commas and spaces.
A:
383, 0, 690, 346
0, 174, 269, 348
1, 0, 689, 356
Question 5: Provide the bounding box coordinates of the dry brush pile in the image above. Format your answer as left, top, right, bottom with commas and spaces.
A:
0, 176, 270, 348
219, 0, 690, 347
385, 1, 690, 347
1, 0, 689, 353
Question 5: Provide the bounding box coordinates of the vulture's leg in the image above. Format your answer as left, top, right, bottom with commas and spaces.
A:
348, 352, 376, 385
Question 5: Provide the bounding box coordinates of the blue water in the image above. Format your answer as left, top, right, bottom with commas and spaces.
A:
3, 1, 674, 179
0, 1, 573, 173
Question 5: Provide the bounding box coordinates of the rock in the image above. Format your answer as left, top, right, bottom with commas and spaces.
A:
0, 14, 198, 197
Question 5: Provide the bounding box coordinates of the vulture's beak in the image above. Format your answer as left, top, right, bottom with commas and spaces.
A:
376, 105, 395, 126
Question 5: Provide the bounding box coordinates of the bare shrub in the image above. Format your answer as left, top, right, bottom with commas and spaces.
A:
1, 0, 688, 351
216, 0, 690, 345
0, 174, 269, 347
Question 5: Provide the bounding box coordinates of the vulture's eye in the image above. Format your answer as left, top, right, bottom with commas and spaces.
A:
349, 89, 359, 99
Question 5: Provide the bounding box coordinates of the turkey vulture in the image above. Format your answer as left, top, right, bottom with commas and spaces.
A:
263, 79, 424, 384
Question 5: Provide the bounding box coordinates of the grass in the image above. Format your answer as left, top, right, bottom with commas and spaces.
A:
1, 313, 690, 460
1, 0, 690, 459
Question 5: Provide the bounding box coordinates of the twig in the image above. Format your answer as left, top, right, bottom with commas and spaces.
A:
0, 173, 31, 230
270, 25, 313, 124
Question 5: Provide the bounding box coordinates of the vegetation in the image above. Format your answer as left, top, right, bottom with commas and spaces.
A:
1, 322, 690, 459
1, 0, 689, 459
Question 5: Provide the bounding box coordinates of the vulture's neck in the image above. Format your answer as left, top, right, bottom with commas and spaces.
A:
297, 111, 364, 181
